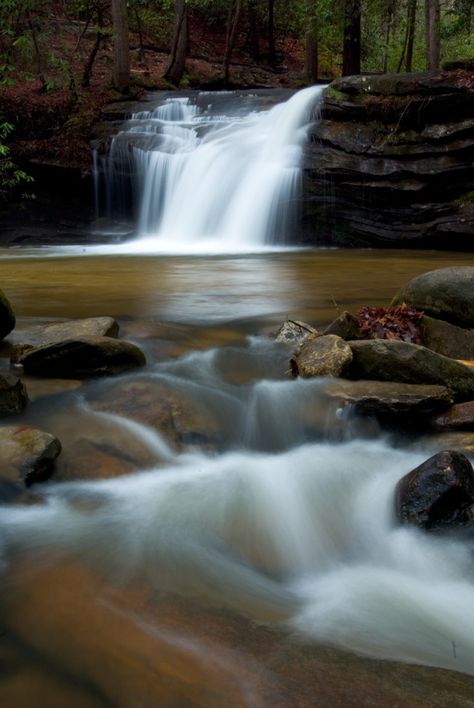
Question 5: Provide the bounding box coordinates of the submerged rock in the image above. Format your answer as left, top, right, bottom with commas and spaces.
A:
15, 336, 146, 378
0, 425, 61, 486
395, 450, 474, 531
392, 267, 474, 327
0, 374, 28, 415
348, 339, 474, 402
11, 316, 119, 362
291, 335, 353, 378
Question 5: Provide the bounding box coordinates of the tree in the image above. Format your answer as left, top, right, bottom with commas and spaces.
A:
342, 0, 361, 76
425, 0, 440, 69
111, 0, 130, 92
223, 0, 243, 83
165, 0, 188, 86
305, 0, 319, 81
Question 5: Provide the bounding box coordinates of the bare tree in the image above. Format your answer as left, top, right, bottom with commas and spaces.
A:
223, 0, 243, 83
111, 0, 130, 92
165, 0, 188, 86
425, 0, 440, 70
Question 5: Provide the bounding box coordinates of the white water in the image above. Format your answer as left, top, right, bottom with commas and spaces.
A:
2, 341, 474, 677
97, 87, 324, 253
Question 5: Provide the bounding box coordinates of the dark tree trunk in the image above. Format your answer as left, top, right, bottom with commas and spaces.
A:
247, 0, 260, 61
223, 0, 243, 83
268, 0, 275, 64
405, 0, 417, 71
305, 33, 318, 81
82, 11, 105, 88
383, 3, 394, 73
342, 0, 361, 76
111, 0, 130, 92
164, 0, 188, 86
425, 0, 440, 70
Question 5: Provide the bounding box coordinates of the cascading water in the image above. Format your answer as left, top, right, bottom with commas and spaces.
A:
97, 87, 324, 252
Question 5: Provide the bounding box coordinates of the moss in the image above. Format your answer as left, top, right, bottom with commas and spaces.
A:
453, 190, 474, 207
323, 86, 347, 104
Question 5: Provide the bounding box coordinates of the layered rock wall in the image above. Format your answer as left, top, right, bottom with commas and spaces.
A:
303, 71, 474, 247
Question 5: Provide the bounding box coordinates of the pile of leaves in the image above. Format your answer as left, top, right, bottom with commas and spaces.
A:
357, 303, 424, 344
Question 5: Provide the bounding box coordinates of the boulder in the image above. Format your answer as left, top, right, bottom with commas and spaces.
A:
323, 311, 360, 340
274, 319, 318, 347
291, 335, 353, 378
323, 380, 452, 418
0, 374, 28, 415
420, 315, 474, 359
14, 336, 146, 378
392, 267, 474, 327
0, 288, 15, 340
395, 450, 474, 531
348, 339, 474, 402
11, 316, 119, 362
0, 426, 61, 486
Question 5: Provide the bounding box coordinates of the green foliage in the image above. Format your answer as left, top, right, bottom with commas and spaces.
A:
0, 118, 34, 200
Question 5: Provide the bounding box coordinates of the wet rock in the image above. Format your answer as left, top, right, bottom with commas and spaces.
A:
418, 432, 474, 456
11, 316, 119, 362
0, 374, 28, 415
323, 380, 452, 418
90, 379, 223, 448
323, 311, 360, 340
291, 335, 353, 378
395, 450, 474, 531
15, 336, 146, 378
420, 315, 474, 359
274, 319, 318, 347
21, 377, 83, 402
55, 439, 139, 481
0, 425, 61, 486
392, 267, 474, 328
348, 339, 474, 402
431, 401, 474, 431
0, 288, 15, 340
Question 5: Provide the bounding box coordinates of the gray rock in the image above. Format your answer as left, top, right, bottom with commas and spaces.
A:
420, 315, 474, 359
348, 339, 474, 402
0, 374, 28, 415
0, 425, 62, 486
0, 288, 15, 340
11, 316, 119, 363
16, 336, 146, 378
323, 311, 360, 340
291, 335, 353, 378
323, 380, 452, 418
392, 267, 474, 327
275, 319, 318, 347
395, 450, 474, 531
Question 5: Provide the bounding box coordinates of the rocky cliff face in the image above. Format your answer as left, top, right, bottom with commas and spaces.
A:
302, 71, 474, 248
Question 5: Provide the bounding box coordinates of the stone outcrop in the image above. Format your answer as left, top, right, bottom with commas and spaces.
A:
0, 374, 28, 415
395, 450, 474, 531
303, 71, 474, 248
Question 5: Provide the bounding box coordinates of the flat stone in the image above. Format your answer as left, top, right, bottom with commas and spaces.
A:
420, 315, 474, 359
392, 267, 474, 328
348, 339, 474, 402
323, 380, 452, 417
0, 425, 61, 486
291, 335, 353, 378
11, 317, 119, 363
432, 401, 474, 430
15, 336, 146, 378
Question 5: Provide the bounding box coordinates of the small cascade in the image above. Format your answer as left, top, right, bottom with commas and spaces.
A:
96, 87, 325, 251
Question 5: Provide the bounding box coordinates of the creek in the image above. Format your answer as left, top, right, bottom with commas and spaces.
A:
1, 89, 474, 707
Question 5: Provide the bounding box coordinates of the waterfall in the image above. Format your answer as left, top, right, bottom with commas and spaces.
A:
98, 87, 324, 252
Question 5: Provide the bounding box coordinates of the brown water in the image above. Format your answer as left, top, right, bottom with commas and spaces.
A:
2, 247, 474, 708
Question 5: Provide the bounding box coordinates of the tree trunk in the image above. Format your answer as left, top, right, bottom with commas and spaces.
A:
342, 0, 361, 76
268, 0, 275, 64
305, 34, 318, 81
111, 0, 130, 92
82, 11, 105, 88
383, 4, 394, 73
405, 0, 417, 72
223, 0, 243, 84
425, 0, 440, 70
247, 0, 260, 61
164, 0, 188, 86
